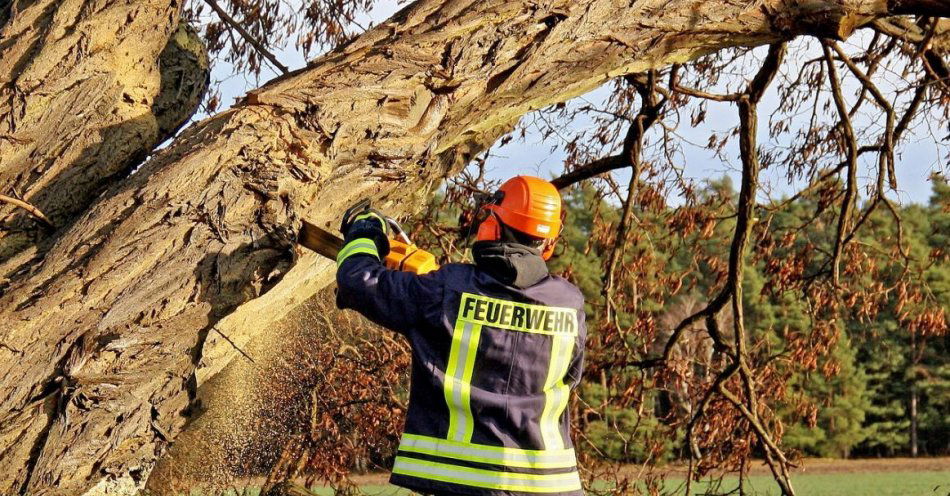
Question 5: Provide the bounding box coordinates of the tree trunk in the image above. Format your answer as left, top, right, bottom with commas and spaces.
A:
0, 0, 208, 264
910, 331, 919, 457
0, 0, 208, 493
910, 382, 918, 457
0, 0, 943, 494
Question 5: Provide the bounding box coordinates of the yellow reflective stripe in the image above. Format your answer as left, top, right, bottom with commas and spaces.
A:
458, 323, 481, 442
458, 293, 578, 336
354, 212, 386, 230
399, 433, 577, 469
444, 319, 482, 442
393, 456, 582, 493
443, 319, 464, 439
540, 334, 575, 450
336, 238, 379, 266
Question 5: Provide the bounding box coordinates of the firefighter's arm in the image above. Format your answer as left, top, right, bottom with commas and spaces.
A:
334, 211, 442, 334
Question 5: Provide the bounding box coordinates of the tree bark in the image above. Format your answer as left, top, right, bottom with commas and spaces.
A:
910, 330, 919, 457
0, 1, 208, 493
0, 0, 208, 263
0, 0, 943, 494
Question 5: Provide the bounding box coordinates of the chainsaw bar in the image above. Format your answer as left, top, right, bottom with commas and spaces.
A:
299, 220, 345, 260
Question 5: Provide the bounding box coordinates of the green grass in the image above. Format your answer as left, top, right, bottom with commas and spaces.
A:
657, 471, 950, 495
304, 470, 950, 496
213, 470, 950, 496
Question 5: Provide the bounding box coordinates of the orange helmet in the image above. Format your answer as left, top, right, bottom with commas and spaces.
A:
476, 176, 563, 259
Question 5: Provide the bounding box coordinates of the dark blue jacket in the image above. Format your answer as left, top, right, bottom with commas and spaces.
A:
337, 240, 587, 496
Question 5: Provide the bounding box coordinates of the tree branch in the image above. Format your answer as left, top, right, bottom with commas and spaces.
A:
829, 41, 897, 190
728, 42, 797, 496
670, 64, 741, 102
203, 0, 290, 75
602, 72, 666, 321
886, 0, 950, 17
552, 73, 667, 191
869, 17, 950, 92
0, 194, 53, 228
551, 155, 626, 189
822, 42, 858, 286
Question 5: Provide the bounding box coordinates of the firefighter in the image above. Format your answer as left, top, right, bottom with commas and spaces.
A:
336, 176, 587, 496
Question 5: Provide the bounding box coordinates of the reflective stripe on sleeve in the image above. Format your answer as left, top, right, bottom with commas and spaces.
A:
392, 456, 582, 493
444, 320, 482, 442
540, 333, 575, 450
399, 433, 577, 469
336, 238, 379, 267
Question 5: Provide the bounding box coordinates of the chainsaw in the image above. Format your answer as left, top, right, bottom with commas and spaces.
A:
298, 200, 439, 275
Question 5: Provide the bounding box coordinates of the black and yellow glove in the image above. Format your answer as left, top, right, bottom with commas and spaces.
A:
340, 207, 390, 259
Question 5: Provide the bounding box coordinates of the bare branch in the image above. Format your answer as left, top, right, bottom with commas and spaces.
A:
747, 43, 786, 103
670, 64, 741, 102
0, 194, 53, 228
822, 42, 858, 286
895, 73, 932, 141
203, 0, 290, 75
551, 155, 626, 190
922, 51, 950, 92
829, 41, 897, 190
886, 0, 950, 17
553, 74, 667, 191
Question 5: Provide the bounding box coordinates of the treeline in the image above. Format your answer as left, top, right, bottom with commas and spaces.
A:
544, 177, 949, 460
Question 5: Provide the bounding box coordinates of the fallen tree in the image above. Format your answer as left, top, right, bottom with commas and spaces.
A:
0, 0, 946, 494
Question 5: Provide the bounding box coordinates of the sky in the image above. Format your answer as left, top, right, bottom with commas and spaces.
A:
196, 0, 948, 206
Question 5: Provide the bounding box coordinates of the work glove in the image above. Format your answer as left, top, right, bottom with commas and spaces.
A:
341, 207, 390, 258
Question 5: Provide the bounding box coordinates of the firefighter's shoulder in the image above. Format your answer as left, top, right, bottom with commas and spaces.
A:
546, 274, 585, 309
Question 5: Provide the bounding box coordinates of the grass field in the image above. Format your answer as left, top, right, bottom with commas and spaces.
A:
654, 471, 949, 496
306, 471, 950, 496
217, 458, 950, 495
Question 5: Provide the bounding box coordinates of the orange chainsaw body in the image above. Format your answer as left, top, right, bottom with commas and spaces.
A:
385, 239, 439, 275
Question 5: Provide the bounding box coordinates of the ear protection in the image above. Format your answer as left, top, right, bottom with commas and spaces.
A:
473, 190, 505, 242
476, 210, 502, 241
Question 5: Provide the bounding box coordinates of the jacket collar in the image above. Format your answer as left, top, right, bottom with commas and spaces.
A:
472, 241, 549, 289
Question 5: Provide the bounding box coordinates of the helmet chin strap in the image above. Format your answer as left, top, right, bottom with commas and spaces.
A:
540, 237, 557, 260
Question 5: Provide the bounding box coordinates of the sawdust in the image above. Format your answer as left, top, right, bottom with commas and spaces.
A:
147, 292, 339, 494
146, 284, 412, 495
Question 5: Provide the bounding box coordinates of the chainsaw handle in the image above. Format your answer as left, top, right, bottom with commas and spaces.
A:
340, 198, 374, 234
387, 218, 412, 245
341, 198, 413, 246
